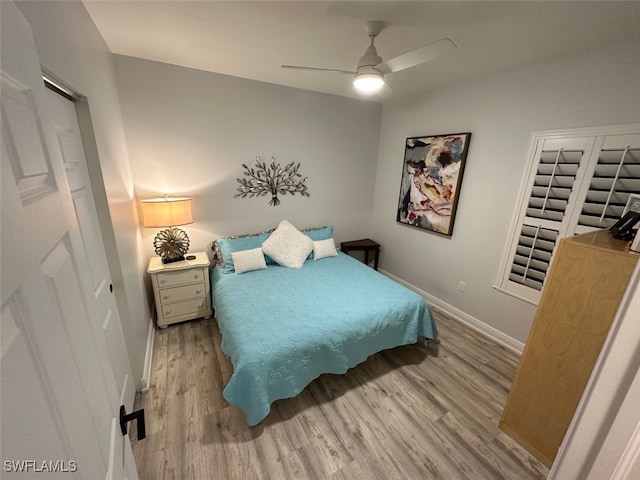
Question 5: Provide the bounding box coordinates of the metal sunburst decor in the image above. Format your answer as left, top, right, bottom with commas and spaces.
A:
234, 157, 310, 206
154, 227, 190, 263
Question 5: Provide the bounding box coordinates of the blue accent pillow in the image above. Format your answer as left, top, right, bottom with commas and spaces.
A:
218, 232, 271, 273
304, 225, 333, 241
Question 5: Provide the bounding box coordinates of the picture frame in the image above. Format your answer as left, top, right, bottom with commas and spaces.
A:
396, 132, 471, 236
623, 193, 640, 216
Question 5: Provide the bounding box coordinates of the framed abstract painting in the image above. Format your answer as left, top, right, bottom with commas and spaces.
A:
396, 132, 471, 236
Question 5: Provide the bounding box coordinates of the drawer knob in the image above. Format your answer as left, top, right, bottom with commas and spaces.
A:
194, 273, 200, 279
198, 302, 204, 309
165, 309, 171, 315
162, 294, 169, 300
196, 289, 202, 294
160, 278, 167, 284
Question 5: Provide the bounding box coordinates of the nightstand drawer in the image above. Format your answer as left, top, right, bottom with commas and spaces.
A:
159, 283, 206, 304
156, 268, 206, 288
161, 297, 208, 319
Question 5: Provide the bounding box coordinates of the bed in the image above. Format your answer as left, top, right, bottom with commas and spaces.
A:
211, 223, 437, 425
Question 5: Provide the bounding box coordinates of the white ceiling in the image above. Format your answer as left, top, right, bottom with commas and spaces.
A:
84, 1, 640, 102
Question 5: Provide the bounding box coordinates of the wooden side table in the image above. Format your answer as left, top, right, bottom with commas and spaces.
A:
340, 239, 380, 271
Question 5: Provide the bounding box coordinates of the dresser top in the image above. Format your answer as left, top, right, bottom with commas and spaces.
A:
148, 251, 210, 273
567, 230, 639, 258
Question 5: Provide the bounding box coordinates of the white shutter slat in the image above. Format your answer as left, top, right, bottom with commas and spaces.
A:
531, 185, 572, 200
512, 257, 551, 276
581, 202, 623, 216
588, 177, 640, 191
510, 268, 546, 283
539, 149, 584, 163
597, 147, 640, 163
532, 175, 575, 189
593, 165, 640, 177
514, 246, 553, 263
583, 190, 629, 204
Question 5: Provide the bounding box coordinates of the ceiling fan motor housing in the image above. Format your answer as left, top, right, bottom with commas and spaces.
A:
353, 21, 386, 92
357, 44, 382, 70
357, 20, 385, 71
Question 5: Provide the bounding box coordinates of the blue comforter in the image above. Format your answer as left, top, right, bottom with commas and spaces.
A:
211, 252, 437, 425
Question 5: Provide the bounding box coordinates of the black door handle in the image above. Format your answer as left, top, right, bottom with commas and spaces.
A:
119, 405, 146, 441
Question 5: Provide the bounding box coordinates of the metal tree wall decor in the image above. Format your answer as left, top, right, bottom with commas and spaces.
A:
235, 157, 310, 206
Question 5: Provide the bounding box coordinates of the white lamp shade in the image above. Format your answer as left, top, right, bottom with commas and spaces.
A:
353, 72, 384, 93
141, 197, 193, 227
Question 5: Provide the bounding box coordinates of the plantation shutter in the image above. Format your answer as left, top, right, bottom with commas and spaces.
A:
574, 135, 640, 233
496, 125, 640, 305
508, 225, 559, 292
499, 136, 590, 303
525, 147, 583, 222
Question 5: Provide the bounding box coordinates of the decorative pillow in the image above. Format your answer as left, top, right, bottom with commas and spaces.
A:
261, 220, 313, 269
216, 231, 272, 273
231, 248, 267, 274
313, 238, 338, 260
211, 241, 224, 267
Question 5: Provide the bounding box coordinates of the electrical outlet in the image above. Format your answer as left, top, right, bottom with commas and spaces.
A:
457, 281, 466, 293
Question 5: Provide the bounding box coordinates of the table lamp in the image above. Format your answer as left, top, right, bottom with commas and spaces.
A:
141, 196, 193, 263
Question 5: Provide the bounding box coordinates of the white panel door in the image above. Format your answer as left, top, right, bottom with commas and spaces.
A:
0, 3, 138, 479
42, 86, 136, 410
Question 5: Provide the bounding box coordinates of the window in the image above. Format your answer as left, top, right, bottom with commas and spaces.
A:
496, 124, 640, 305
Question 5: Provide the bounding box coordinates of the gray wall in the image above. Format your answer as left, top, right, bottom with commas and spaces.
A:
16, 1, 151, 385
112, 55, 382, 258
371, 39, 640, 344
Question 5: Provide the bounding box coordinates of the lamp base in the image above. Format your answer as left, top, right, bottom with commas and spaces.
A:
153, 227, 191, 264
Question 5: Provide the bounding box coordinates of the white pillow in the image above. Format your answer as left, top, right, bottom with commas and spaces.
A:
313, 238, 338, 260
231, 248, 267, 274
261, 220, 313, 269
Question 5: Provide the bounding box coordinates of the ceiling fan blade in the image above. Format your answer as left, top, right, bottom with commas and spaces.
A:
281, 65, 356, 75
377, 38, 457, 74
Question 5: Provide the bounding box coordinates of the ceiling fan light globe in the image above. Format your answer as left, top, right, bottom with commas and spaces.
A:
353, 72, 384, 93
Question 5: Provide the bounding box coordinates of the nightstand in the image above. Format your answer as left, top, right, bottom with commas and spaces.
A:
340, 239, 380, 270
148, 252, 212, 328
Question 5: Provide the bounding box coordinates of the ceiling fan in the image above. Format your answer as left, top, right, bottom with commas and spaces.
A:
282, 20, 456, 94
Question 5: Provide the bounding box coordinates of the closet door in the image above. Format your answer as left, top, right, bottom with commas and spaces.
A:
1, 3, 138, 478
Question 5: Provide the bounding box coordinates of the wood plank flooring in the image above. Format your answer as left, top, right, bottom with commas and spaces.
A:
130, 309, 548, 479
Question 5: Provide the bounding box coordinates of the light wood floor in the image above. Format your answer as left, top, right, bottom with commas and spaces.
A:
130, 310, 548, 480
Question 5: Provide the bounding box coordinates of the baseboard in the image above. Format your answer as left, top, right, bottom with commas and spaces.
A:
139, 317, 155, 392
379, 269, 525, 355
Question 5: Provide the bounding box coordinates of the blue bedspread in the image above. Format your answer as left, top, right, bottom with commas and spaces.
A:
211, 252, 437, 425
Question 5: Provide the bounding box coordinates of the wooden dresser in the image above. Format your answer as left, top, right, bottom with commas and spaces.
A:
499, 230, 639, 467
